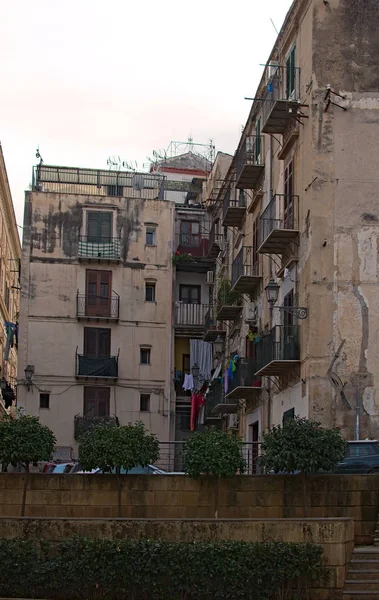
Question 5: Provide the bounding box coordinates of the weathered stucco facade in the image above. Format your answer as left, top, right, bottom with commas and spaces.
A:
200, 0, 379, 442
18, 168, 175, 454
0, 144, 21, 416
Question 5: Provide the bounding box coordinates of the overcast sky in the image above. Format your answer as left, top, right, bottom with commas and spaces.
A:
0, 0, 292, 230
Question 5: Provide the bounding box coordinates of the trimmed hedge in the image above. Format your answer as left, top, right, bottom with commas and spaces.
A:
0, 537, 323, 599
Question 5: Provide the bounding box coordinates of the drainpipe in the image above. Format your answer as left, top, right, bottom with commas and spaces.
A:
167, 205, 175, 455
355, 388, 360, 441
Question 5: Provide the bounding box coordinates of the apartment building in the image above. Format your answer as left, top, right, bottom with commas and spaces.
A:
194, 0, 379, 443
0, 144, 21, 416
18, 164, 175, 455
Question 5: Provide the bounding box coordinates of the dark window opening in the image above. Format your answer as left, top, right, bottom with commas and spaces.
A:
146, 227, 156, 246
140, 348, 151, 365
282, 408, 295, 425
107, 185, 124, 197
4, 284, 9, 311
40, 393, 50, 409
84, 386, 110, 417
145, 283, 156, 302
286, 46, 296, 99
140, 393, 151, 412
179, 284, 201, 304
84, 327, 111, 357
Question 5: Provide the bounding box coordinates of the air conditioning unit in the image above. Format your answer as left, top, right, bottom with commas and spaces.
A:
265, 61, 279, 86
206, 271, 214, 285
227, 414, 239, 430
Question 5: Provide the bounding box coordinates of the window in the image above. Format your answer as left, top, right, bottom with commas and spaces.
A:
252, 218, 259, 271
87, 211, 112, 242
284, 160, 294, 229
39, 393, 50, 409
145, 282, 156, 302
86, 270, 112, 316
286, 46, 296, 99
255, 117, 261, 160
179, 285, 201, 304
4, 284, 9, 311
140, 347, 151, 365
84, 387, 110, 417
283, 290, 295, 327
84, 327, 111, 357
107, 185, 124, 197
146, 227, 156, 246
282, 408, 295, 425
180, 221, 200, 247
140, 393, 150, 412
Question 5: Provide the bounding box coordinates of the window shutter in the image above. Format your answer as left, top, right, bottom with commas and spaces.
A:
100, 213, 112, 239
84, 328, 98, 356
98, 329, 111, 357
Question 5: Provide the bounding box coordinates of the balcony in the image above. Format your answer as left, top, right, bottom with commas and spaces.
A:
74, 415, 118, 440
204, 380, 223, 423
255, 325, 300, 376
236, 135, 265, 189
222, 188, 246, 228
231, 247, 262, 294
203, 306, 226, 342
216, 280, 243, 322
207, 223, 224, 259
76, 292, 119, 322
258, 194, 299, 254
210, 377, 238, 415
76, 353, 119, 380
176, 233, 209, 258
225, 357, 261, 401
78, 236, 121, 263
175, 303, 208, 337
262, 66, 301, 134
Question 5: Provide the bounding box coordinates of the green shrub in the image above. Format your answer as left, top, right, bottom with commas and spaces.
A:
183, 428, 246, 478
0, 537, 323, 600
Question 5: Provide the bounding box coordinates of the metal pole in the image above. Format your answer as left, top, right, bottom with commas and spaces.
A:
355, 388, 360, 441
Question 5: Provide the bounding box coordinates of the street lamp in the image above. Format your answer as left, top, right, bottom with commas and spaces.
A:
191, 363, 200, 378
214, 336, 224, 358
264, 279, 308, 319
24, 365, 35, 390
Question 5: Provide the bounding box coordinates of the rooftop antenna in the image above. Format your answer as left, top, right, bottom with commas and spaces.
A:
36, 147, 43, 165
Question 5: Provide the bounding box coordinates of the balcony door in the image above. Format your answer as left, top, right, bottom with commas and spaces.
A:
84, 386, 110, 417
84, 327, 111, 358
87, 211, 112, 242
179, 285, 201, 304
284, 160, 294, 229
86, 270, 111, 317
180, 221, 200, 247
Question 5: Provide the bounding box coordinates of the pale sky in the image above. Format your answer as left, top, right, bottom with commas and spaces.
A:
0, 0, 292, 230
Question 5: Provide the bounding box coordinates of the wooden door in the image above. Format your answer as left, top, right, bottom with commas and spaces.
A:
284, 160, 294, 229
86, 270, 111, 316
84, 386, 110, 417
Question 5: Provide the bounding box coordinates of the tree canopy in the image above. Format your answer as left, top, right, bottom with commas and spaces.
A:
183, 428, 245, 478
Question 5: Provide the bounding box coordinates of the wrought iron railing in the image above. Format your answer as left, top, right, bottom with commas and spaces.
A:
231, 247, 261, 286
255, 325, 300, 371
74, 415, 119, 440
262, 66, 301, 125
236, 135, 265, 182
222, 188, 246, 217
227, 357, 261, 394
175, 303, 209, 327
76, 353, 119, 377
259, 194, 299, 244
78, 236, 121, 260
204, 379, 224, 420
208, 222, 224, 249
76, 293, 120, 319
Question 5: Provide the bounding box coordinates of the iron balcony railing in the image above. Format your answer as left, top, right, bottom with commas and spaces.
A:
76, 353, 119, 378
227, 357, 261, 394
208, 222, 224, 249
175, 233, 209, 257
175, 303, 209, 327
236, 135, 265, 181
204, 379, 223, 420
76, 292, 120, 319
78, 236, 121, 260
262, 66, 301, 127
231, 247, 261, 287
74, 415, 119, 440
255, 325, 300, 372
32, 164, 166, 200
204, 306, 216, 332
259, 194, 299, 244
222, 188, 246, 217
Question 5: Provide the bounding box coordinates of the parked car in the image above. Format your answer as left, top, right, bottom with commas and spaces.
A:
335, 440, 379, 474
75, 464, 167, 475
51, 463, 75, 474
